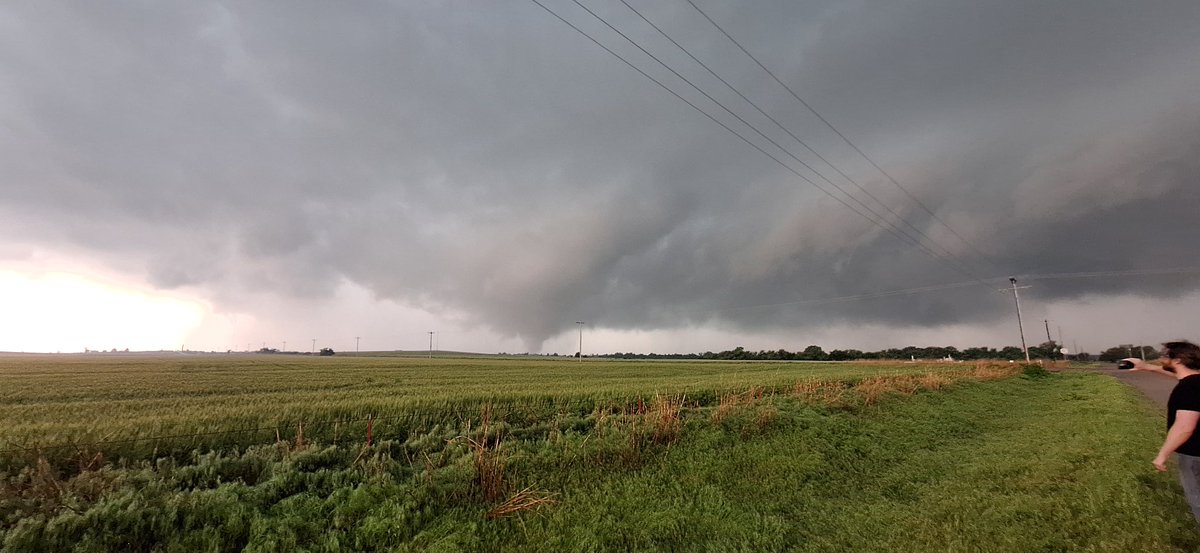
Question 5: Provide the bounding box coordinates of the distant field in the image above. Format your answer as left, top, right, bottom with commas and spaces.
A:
0, 354, 963, 460
2, 355, 1196, 552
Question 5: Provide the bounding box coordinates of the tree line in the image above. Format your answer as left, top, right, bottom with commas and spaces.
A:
596, 342, 1161, 363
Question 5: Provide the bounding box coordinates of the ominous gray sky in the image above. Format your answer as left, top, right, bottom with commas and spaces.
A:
2, 0, 1200, 354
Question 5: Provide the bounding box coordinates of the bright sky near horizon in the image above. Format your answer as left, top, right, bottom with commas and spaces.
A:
0, 269, 205, 353
2, 1, 1199, 355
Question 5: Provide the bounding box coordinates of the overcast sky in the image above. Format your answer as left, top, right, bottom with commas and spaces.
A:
2, 1, 1199, 355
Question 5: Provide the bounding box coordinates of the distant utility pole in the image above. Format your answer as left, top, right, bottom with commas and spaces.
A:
282, 341, 287, 352
1043, 319, 1054, 360
428, 331, 435, 359
1007, 278, 1031, 362
356, 336, 361, 353
311, 339, 316, 354
575, 321, 585, 362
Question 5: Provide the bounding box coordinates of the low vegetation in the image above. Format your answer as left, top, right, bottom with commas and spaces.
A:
0, 356, 1194, 551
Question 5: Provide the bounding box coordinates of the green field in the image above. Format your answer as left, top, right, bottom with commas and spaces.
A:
2, 356, 1197, 551
0, 354, 964, 460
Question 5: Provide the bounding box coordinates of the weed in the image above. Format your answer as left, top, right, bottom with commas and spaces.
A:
1022, 363, 1053, 379
460, 406, 508, 502
486, 487, 556, 519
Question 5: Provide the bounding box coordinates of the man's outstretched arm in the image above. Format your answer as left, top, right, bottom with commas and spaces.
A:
1126, 358, 1176, 379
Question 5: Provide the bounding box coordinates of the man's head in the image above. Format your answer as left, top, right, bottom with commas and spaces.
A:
1161, 341, 1200, 373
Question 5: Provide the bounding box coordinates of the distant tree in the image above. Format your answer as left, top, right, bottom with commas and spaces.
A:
1098, 346, 1130, 363
827, 349, 863, 361
1029, 341, 1060, 360
319, 348, 335, 356
799, 345, 827, 361
998, 346, 1025, 360
1097, 344, 1158, 363
961, 347, 995, 360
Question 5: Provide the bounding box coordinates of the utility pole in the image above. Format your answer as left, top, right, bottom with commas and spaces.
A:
311, 339, 316, 354
282, 341, 286, 352
356, 336, 361, 353
1043, 319, 1054, 360
428, 331, 434, 359
575, 322, 585, 362
1007, 278, 1031, 362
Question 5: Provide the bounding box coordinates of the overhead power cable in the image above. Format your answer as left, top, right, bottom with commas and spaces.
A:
615, 0, 991, 279
684, 0, 1003, 274
1020, 267, 1200, 282
529, 0, 995, 287
566, 0, 991, 283
687, 267, 1200, 317
704, 280, 983, 314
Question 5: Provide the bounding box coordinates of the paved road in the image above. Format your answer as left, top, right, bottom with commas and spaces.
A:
1093, 367, 1176, 408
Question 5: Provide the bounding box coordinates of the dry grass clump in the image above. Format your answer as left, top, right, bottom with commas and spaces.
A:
813, 367, 1022, 408
485, 486, 556, 519
918, 371, 951, 391
855, 377, 894, 406
711, 391, 740, 424
792, 378, 849, 405
711, 385, 781, 424
458, 406, 508, 502
969, 362, 1020, 381
647, 394, 684, 446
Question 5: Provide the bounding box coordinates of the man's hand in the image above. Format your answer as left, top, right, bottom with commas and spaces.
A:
1123, 357, 1150, 371
1154, 456, 1169, 472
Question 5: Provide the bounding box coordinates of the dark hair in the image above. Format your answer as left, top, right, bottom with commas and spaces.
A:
1163, 341, 1200, 371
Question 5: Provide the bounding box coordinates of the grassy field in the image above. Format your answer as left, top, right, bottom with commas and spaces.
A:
1, 356, 1197, 551
0, 354, 966, 460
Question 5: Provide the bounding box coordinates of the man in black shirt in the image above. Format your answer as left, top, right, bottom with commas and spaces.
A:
1127, 341, 1200, 525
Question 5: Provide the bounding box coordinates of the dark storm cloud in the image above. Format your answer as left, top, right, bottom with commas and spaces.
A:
2, 0, 1199, 350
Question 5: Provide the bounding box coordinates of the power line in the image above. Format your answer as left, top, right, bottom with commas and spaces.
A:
615, 0, 991, 279
674, 266, 1200, 317
529, 0, 994, 288
683, 0, 1003, 273
566, 0, 989, 281
1020, 267, 1200, 281
698, 279, 983, 315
